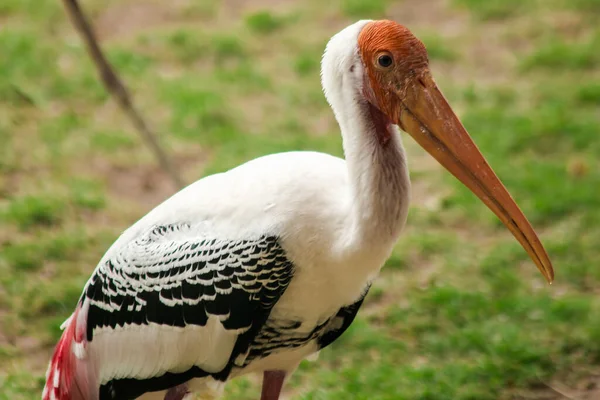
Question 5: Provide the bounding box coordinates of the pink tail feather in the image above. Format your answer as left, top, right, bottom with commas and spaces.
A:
42, 303, 93, 400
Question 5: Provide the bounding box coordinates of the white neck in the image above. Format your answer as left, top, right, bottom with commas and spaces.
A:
335, 94, 411, 247
320, 20, 411, 259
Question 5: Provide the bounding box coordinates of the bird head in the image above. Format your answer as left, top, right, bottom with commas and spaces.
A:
322, 20, 554, 283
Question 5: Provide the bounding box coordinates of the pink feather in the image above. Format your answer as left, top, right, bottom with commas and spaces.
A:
42, 303, 94, 400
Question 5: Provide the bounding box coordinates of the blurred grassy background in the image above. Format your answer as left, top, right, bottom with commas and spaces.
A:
1, 0, 600, 399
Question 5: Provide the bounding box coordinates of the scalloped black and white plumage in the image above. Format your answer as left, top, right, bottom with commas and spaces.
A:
44, 214, 377, 400
88, 228, 297, 399
87, 227, 294, 397
43, 16, 553, 400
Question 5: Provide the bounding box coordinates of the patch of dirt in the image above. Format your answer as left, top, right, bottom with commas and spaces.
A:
389, 0, 516, 85
404, 140, 448, 210
94, 0, 301, 42
0, 329, 50, 375
310, 111, 337, 136
221, 0, 299, 18
541, 10, 589, 40
16, 335, 52, 371
389, 0, 469, 36
95, 2, 177, 40
512, 374, 600, 400
104, 162, 179, 207
83, 96, 207, 208
89, 147, 207, 209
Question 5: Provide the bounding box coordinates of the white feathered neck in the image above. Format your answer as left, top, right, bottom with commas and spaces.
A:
321, 20, 411, 248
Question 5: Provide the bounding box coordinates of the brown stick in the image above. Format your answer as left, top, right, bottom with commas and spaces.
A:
60, 0, 184, 189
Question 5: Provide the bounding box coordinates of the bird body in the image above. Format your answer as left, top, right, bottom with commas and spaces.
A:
43, 19, 553, 400
45, 144, 409, 400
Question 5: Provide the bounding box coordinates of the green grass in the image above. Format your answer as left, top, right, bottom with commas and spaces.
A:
2, 195, 65, 230
521, 33, 600, 71
453, 0, 530, 20
341, 0, 389, 18
2, 0, 600, 399
245, 11, 288, 34
419, 33, 458, 61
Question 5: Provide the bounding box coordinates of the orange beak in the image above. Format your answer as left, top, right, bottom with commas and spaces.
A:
397, 71, 554, 283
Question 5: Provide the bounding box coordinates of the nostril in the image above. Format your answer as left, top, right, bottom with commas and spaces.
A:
417, 77, 426, 88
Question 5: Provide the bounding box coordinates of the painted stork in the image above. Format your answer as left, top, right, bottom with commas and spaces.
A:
43, 19, 554, 400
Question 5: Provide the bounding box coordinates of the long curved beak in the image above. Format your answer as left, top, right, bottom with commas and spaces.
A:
397, 72, 554, 283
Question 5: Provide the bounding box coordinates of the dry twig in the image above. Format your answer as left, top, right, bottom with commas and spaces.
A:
540, 378, 581, 399
60, 0, 184, 188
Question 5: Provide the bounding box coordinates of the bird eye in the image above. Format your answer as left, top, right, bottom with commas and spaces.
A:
377, 53, 393, 68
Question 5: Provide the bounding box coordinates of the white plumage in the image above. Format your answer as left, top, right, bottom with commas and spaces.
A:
43, 18, 553, 400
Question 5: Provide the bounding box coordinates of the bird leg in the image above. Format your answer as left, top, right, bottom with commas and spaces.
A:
260, 370, 286, 400
164, 384, 189, 400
